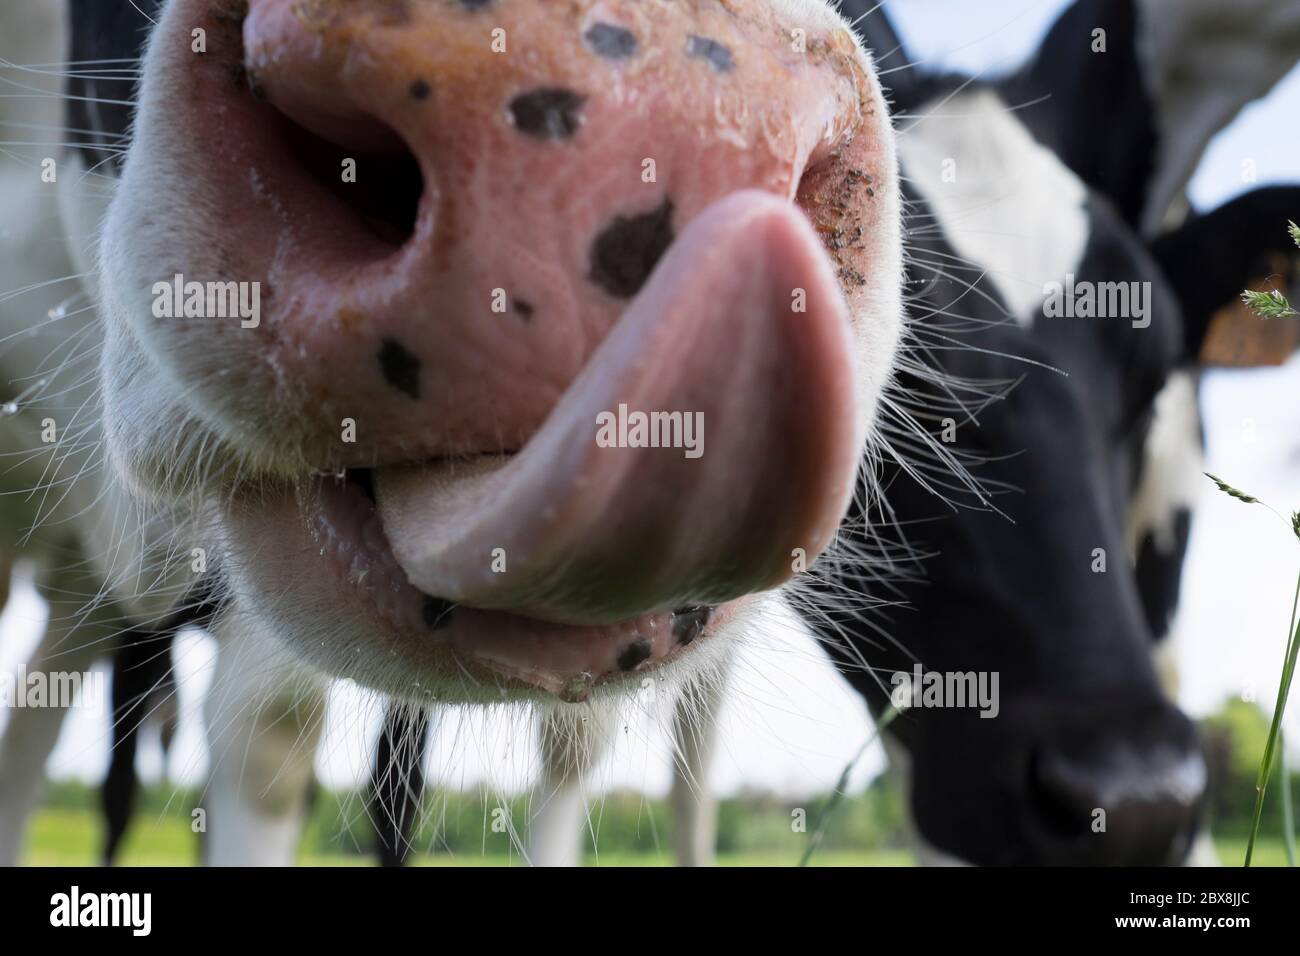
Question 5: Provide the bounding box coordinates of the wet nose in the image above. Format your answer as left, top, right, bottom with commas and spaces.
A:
205, 0, 877, 465
1025, 706, 1206, 865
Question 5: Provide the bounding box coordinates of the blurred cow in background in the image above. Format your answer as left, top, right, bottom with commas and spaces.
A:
798, 0, 1300, 864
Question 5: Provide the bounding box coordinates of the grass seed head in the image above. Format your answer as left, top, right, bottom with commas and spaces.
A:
1205, 472, 1260, 505
1241, 288, 1297, 319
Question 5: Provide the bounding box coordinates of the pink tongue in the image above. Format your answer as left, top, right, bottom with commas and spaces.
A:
375, 191, 861, 626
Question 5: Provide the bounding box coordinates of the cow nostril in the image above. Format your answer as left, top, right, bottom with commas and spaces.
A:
1025, 748, 1096, 839
279, 115, 424, 249
1024, 739, 1206, 864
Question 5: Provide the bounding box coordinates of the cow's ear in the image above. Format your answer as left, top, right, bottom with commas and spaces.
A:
1136, 0, 1300, 235
837, 0, 927, 114
1002, 0, 1300, 236
999, 0, 1157, 231
1151, 186, 1300, 367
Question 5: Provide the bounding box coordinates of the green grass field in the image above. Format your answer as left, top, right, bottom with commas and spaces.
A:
18, 807, 1288, 866
21, 808, 910, 866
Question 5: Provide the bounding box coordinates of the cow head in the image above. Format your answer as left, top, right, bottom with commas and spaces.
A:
798, 0, 1300, 865
68, 0, 905, 703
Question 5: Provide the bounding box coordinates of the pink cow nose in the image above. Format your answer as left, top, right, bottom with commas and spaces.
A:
151, 0, 892, 623
227, 0, 879, 454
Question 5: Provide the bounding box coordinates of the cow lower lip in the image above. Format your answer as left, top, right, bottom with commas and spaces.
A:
290, 473, 729, 700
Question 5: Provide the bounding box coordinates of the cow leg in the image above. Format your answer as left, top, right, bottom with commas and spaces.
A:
202, 612, 325, 866
0, 562, 123, 866
101, 628, 174, 865
527, 704, 615, 867
368, 701, 432, 866
1185, 831, 1221, 866
669, 668, 728, 866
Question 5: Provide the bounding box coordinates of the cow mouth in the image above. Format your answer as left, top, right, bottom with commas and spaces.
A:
156, 3, 893, 700
294, 467, 732, 701
234, 188, 868, 701
265, 189, 858, 702
96, 0, 900, 703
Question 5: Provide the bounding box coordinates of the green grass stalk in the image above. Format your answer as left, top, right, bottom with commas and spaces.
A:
1245, 567, 1300, 866
800, 705, 900, 867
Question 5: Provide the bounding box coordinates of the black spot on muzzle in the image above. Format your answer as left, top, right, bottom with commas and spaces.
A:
618, 636, 653, 672
508, 88, 586, 140
378, 338, 422, 399
686, 35, 735, 72
584, 23, 638, 59
588, 199, 675, 299
672, 606, 712, 646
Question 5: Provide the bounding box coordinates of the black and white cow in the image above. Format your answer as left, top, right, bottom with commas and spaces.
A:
1, 0, 1296, 869
0, 0, 216, 866
794, 0, 1300, 865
